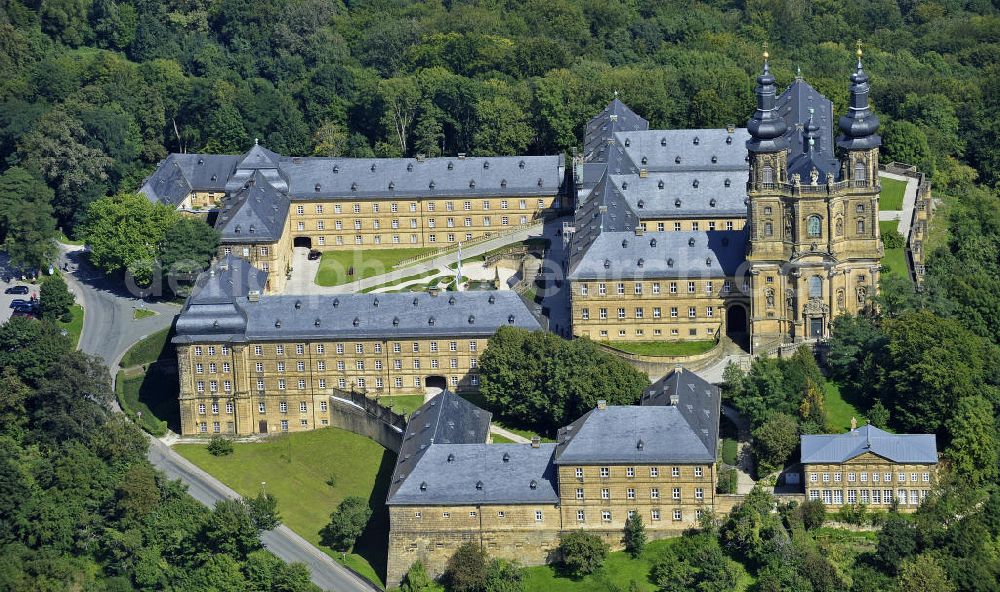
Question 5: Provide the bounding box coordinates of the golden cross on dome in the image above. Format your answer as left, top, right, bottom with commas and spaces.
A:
856, 40, 863, 58
763, 41, 769, 61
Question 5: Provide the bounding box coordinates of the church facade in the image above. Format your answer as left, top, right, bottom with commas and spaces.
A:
567, 50, 883, 351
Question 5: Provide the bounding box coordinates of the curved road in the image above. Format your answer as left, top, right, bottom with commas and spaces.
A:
58, 245, 377, 592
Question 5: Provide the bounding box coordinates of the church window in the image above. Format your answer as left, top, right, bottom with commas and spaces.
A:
854, 162, 867, 181
764, 222, 773, 237
761, 165, 774, 184
807, 215, 822, 238
857, 219, 865, 235
809, 276, 823, 298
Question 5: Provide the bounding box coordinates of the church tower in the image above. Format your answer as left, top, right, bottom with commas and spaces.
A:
745, 47, 882, 350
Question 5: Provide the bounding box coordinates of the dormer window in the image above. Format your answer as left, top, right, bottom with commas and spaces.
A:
518, 160, 525, 169
725, 178, 731, 187
353, 317, 360, 326
641, 156, 647, 165
637, 258, 644, 267
660, 137, 667, 146
726, 136, 733, 144
447, 162, 454, 170
428, 316, 435, 326
650, 238, 657, 247
407, 163, 413, 172
351, 182, 358, 191
388, 182, 395, 190
483, 161, 489, 169
315, 183, 321, 191
507, 314, 515, 324
469, 179, 476, 188
429, 180, 435, 189
537, 178, 544, 187
674, 199, 681, 208
693, 136, 700, 145
500, 179, 507, 188
637, 200, 644, 209
621, 181, 628, 190
197, 157, 204, 165
370, 163, 376, 172
692, 179, 699, 188
621, 239, 628, 248
675, 156, 681, 164
711, 155, 718, 163
393, 316, 400, 326
657, 180, 664, 189
604, 259, 611, 269
667, 258, 674, 266
468, 315, 475, 324
688, 237, 696, 246
333, 165, 339, 173
710, 198, 717, 207
624, 138, 630, 147
488, 294, 496, 304
333, 298, 340, 307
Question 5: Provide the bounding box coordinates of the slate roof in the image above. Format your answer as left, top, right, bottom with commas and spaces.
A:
277, 155, 562, 200
584, 99, 649, 163
139, 153, 237, 207
240, 291, 540, 341
567, 229, 747, 281
611, 128, 750, 174
641, 368, 721, 459
775, 79, 841, 182
173, 259, 540, 343
173, 256, 267, 343
609, 172, 747, 219
554, 405, 716, 465
801, 425, 938, 464
214, 171, 291, 243
387, 442, 559, 505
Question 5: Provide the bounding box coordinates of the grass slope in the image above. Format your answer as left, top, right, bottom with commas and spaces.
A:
115, 364, 180, 435
315, 248, 435, 287
879, 177, 907, 211
133, 308, 156, 320
120, 326, 174, 367
824, 380, 864, 433
879, 220, 909, 284
56, 303, 84, 348
175, 428, 396, 588
603, 340, 716, 357
522, 538, 751, 592
379, 394, 426, 417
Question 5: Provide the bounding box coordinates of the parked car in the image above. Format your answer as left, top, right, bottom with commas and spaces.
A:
307, 249, 322, 260
11, 309, 36, 319
4, 285, 29, 295
9, 299, 31, 309
12, 304, 36, 314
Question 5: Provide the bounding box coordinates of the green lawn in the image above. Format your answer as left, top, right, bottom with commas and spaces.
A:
603, 340, 717, 357
56, 304, 84, 348
491, 433, 516, 443
315, 248, 436, 286
359, 269, 441, 293
879, 177, 907, 211
379, 394, 426, 417
722, 438, 739, 465
175, 428, 396, 588
879, 220, 909, 283
522, 538, 751, 592
56, 230, 85, 245
115, 364, 179, 435
824, 380, 864, 433
120, 326, 174, 367
133, 308, 156, 320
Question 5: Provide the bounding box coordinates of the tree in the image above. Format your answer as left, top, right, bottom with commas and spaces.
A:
0, 316, 71, 386
485, 558, 524, 592
245, 491, 281, 531
81, 193, 177, 285
875, 514, 918, 573
720, 485, 786, 566
442, 542, 488, 592
797, 499, 826, 530
867, 400, 890, 429
944, 395, 998, 485
311, 121, 349, 156
558, 530, 608, 577
751, 413, 799, 473
379, 77, 421, 156
798, 381, 826, 433
897, 554, 955, 592
651, 533, 742, 592
0, 167, 55, 243
480, 327, 649, 432
160, 217, 219, 293
399, 561, 434, 592
473, 89, 533, 156
199, 498, 262, 559
882, 120, 935, 176
39, 275, 74, 322
4, 197, 57, 271
622, 512, 646, 557
319, 496, 371, 552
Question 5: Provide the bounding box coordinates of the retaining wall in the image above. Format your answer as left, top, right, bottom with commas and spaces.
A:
328, 396, 404, 453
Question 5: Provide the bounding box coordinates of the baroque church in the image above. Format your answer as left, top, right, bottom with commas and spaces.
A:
566, 48, 883, 352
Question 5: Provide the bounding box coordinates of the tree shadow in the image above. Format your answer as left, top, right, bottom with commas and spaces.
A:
135, 361, 181, 433
348, 448, 397, 586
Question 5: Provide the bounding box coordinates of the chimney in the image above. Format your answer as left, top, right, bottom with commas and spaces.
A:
428, 286, 440, 297
634, 227, 644, 236
850, 417, 857, 431
597, 399, 607, 410
248, 290, 260, 302
531, 436, 540, 448
669, 394, 679, 406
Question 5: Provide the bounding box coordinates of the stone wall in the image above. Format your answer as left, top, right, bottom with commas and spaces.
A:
327, 395, 404, 453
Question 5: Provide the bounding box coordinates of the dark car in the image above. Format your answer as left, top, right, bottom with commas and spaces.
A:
307, 249, 322, 260
9, 299, 31, 309
4, 285, 29, 295
10, 309, 35, 319
12, 304, 36, 314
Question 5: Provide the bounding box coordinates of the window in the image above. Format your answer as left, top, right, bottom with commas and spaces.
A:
823, 473, 830, 483
809, 490, 820, 501
497, 510, 505, 518
695, 488, 704, 500
617, 283, 625, 295
599, 308, 608, 320
277, 379, 286, 390
535, 510, 543, 522
198, 403, 206, 414
834, 473, 842, 482
575, 468, 583, 479
674, 222, 682, 231
688, 281, 696, 293
854, 161, 867, 181
809, 276, 823, 298
617, 308, 626, 320
254, 345, 263, 356
320, 401, 327, 412
857, 219, 865, 234
581, 309, 590, 320
671, 467, 679, 477
922, 473, 930, 482
601, 488, 610, 500
276, 362, 285, 373
694, 467, 703, 477
673, 510, 682, 521
688, 307, 696, 318
602, 511, 611, 522
653, 307, 661, 319
761, 165, 774, 184
822, 490, 832, 504
833, 490, 844, 504
672, 487, 681, 500
226, 402, 234, 414
256, 379, 264, 391
600, 467, 610, 478
627, 488, 636, 499
848, 490, 857, 504
297, 361, 305, 372
634, 283, 642, 295
280, 420, 288, 432
576, 488, 584, 500
276, 345, 284, 355
651, 509, 660, 521
861, 472, 868, 482
651, 488, 659, 499
810, 473, 818, 482
577, 510, 585, 522
195, 363, 204, 374
807, 215, 822, 237
670, 307, 678, 318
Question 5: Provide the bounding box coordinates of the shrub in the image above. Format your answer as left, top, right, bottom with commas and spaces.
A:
717, 467, 738, 494
622, 513, 646, 557
325, 474, 337, 487
558, 530, 608, 577
207, 436, 234, 456
883, 229, 905, 249
798, 499, 826, 530
319, 496, 372, 552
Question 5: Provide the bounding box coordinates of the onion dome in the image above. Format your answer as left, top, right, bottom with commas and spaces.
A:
837, 43, 881, 150
746, 47, 789, 154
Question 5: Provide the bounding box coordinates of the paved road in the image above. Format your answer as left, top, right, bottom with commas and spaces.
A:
879, 171, 919, 238
148, 439, 378, 592
58, 244, 375, 592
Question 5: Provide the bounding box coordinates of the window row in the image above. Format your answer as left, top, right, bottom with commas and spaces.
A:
244, 341, 480, 356
248, 374, 475, 392
591, 327, 715, 339
294, 199, 546, 216
291, 215, 531, 232
416, 509, 548, 522
578, 281, 742, 297
639, 220, 736, 232
581, 306, 719, 320
808, 488, 928, 505
808, 471, 930, 484
573, 466, 705, 479
251, 358, 475, 373
574, 486, 705, 501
